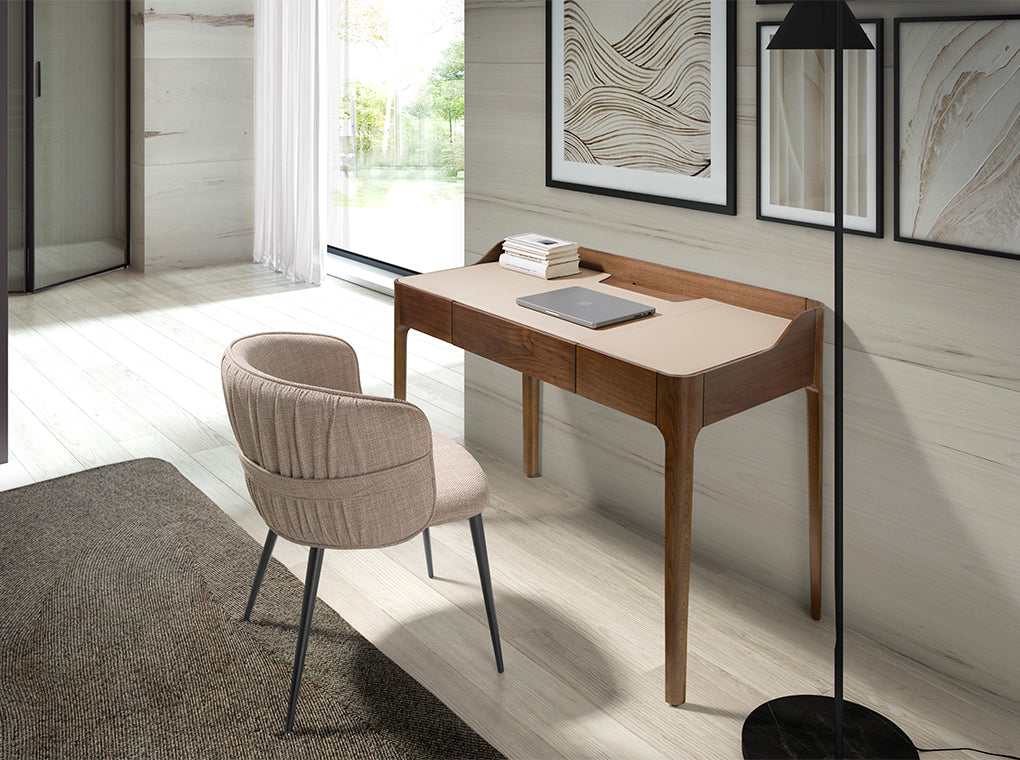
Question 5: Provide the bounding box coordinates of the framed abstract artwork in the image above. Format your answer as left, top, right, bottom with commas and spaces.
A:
895, 15, 1020, 260
756, 19, 883, 236
546, 0, 736, 215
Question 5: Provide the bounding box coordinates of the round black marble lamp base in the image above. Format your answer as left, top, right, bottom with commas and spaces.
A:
742, 695, 919, 759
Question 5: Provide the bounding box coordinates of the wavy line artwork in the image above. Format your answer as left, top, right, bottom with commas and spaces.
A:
563, 0, 712, 177
898, 17, 1020, 255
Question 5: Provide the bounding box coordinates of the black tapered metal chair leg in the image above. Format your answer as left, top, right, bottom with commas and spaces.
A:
243, 530, 278, 621
423, 527, 434, 578
284, 546, 324, 735
469, 514, 504, 673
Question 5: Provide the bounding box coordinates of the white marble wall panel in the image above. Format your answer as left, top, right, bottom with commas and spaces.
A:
130, 163, 146, 271
143, 160, 253, 269
137, 0, 254, 59
841, 350, 1020, 699
466, 0, 545, 64
131, 0, 254, 270
144, 59, 253, 166
129, 1, 147, 270
465, 0, 1020, 702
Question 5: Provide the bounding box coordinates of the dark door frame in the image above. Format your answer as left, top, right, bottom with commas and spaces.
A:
1, 1, 10, 462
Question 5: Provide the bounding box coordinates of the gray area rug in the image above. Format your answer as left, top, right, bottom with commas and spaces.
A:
0, 458, 505, 759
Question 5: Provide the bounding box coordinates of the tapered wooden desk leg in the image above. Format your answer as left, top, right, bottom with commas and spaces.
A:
657, 376, 703, 706
394, 324, 409, 400
522, 375, 540, 477
807, 386, 823, 620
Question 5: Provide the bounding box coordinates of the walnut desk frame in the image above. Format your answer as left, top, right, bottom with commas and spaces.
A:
393, 243, 824, 706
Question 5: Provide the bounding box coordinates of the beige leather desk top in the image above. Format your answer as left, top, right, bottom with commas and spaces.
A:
400, 263, 792, 377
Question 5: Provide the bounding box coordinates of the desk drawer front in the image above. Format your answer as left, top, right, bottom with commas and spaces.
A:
451, 304, 575, 392
396, 285, 452, 342
577, 347, 657, 423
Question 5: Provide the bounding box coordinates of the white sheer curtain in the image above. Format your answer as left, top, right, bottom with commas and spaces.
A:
253, 0, 325, 284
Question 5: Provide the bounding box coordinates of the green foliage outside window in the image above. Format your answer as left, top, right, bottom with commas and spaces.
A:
341, 36, 464, 177
339, 81, 387, 156
409, 38, 465, 175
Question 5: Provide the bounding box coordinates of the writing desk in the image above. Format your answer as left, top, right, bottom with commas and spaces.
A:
394, 243, 824, 705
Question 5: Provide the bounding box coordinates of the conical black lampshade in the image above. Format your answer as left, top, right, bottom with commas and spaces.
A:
767, 0, 873, 51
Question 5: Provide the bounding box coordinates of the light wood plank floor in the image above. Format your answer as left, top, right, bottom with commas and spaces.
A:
3, 263, 1018, 759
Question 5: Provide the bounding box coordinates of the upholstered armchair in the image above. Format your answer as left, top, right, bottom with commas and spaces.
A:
221, 331, 503, 734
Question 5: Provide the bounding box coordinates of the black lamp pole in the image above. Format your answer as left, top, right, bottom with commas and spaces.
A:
741, 2, 917, 758
833, 2, 846, 752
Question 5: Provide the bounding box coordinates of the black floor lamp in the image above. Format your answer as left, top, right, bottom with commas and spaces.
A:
741, 2, 918, 758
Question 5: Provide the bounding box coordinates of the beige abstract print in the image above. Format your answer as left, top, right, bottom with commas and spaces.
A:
562, 0, 712, 178
898, 18, 1020, 254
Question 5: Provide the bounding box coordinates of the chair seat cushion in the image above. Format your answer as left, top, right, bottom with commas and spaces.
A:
429, 433, 489, 526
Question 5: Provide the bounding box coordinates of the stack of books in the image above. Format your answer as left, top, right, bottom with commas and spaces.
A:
499, 233, 581, 279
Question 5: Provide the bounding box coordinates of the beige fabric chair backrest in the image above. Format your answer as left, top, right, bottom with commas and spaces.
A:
222, 332, 437, 550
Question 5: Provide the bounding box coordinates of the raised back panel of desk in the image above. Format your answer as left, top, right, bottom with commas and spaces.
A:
477, 243, 814, 320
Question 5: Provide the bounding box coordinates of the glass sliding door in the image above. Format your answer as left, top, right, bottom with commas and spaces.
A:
6, 0, 128, 293
31, 0, 128, 289
327, 0, 463, 274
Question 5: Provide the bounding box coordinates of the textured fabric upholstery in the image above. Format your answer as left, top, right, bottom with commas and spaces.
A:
227, 331, 363, 394
221, 332, 488, 549
430, 432, 489, 526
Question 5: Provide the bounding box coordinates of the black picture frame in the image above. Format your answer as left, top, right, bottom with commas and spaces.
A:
546, 0, 736, 215
756, 19, 884, 237
894, 14, 1020, 260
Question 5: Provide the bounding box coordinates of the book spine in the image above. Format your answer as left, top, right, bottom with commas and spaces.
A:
499, 253, 552, 277
502, 247, 579, 263
499, 238, 575, 256
504, 242, 578, 257
498, 253, 579, 278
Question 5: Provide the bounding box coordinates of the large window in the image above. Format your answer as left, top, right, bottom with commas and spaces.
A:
327, 0, 464, 274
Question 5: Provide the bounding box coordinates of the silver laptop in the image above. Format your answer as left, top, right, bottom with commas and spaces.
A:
516, 286, 655, 328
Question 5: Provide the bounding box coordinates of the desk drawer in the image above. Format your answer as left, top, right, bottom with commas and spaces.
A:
451, 303, 575, 392
577, 347, 657, 423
